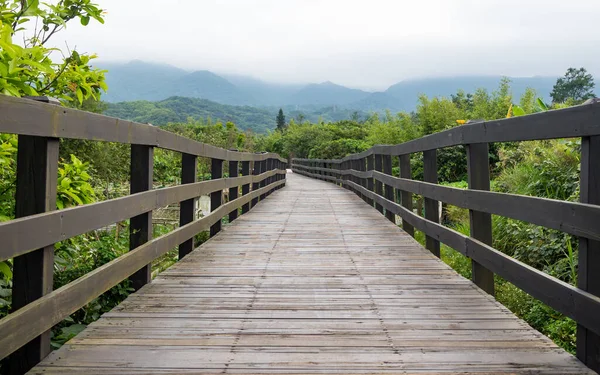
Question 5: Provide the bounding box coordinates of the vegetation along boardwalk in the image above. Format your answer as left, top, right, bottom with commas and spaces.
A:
27, 172, 592, 374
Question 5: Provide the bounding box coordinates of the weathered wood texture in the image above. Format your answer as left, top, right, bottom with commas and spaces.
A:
9, 135, 58, 374
28, 172, 592, 374
129, 145, 153, 291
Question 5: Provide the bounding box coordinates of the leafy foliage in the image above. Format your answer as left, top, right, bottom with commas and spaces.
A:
550, 67, 596, 104
0, 0, 107, 104
57, 155, 96, 209
105, 96, 276, 133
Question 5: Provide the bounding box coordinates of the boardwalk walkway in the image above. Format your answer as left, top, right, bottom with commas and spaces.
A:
29, 172, 591, 374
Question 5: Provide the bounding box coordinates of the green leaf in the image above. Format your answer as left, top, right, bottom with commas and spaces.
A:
61, 189, 84, 205
21, 59, 54, 74
60, 323, 87, 339
76, 87, 83, 104
0, 261, 12, 279
537, 98, 549, 111
512, 106, 525, 117
80, 16, 90, 26
23, 0, 41, 16
60, 177, 72, 188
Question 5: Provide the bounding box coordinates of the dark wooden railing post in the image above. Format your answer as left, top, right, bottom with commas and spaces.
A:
228, 159, 239, 222
259, 159, 268, 200
577, 135, 600, 371
358, 158, 368, 203
423, 149, 440, 258
129, 145, 154, 290
347, 160, 352, 190
210, 158, 223, 237
399, 154, 414, 237
251, 159, 261, 207
382, 154, 395, 223
374, 154, 384, 213
466, 143, 495, 295
366, 155, 374, 206
241, 161, 251, 214
356, 159, 365, 201
8, 135, 58, 374
178, 153, 197, 260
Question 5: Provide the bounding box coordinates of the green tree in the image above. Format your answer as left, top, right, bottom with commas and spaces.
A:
550, 67, 596, 104
276, 108, 286, 131
0, 0, 106, 104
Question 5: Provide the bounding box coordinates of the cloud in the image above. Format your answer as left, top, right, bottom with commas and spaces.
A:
52, 0, 600, 89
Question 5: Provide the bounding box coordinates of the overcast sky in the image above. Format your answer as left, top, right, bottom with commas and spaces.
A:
54, 0, 600, 90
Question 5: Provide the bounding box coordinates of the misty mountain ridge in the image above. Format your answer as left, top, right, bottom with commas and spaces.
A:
98, 60, 597, 112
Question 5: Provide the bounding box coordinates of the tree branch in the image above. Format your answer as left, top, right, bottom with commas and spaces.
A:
39, 59, 70, 93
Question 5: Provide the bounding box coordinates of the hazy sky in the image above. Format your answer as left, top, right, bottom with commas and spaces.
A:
54, 0, 600, 90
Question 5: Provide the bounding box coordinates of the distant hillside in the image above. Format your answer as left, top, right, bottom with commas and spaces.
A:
350, 92, 403, 112
385, 76, 558, 111
288, 81, 370, 106
105, 96, 274, 133
98, 60, 597, 112
222, 75, 303, 106
99, 60, 188, 102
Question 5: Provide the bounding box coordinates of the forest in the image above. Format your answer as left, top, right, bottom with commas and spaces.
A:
0, 0, 598, 363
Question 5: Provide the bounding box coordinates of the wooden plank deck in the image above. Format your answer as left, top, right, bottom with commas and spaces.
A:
29, 172, 592, 374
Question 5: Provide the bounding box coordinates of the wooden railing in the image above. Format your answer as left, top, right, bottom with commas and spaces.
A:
292, 101, 600, 372
0, 95, 287, 373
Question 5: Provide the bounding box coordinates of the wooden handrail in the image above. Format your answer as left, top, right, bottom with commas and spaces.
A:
0, 95, 286, 163
0, 94, 287, 373
0, 170, 286, 262
291, 101, 600, 372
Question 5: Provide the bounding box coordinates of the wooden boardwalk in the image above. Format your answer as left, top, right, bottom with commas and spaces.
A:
29, 172, 591, 374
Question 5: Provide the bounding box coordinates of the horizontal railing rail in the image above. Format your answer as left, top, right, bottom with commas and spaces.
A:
291, 101, 600, 372
0, 95, 287, 374
0, 95, 286, 163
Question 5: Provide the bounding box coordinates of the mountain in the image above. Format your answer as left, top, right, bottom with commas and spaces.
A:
288, 81, 370, 106
221, 75, 303, 106
104, 96, 275, 133
385, 76, 558, 111
169, 70, 256, 105
98, 61, 597, 114
350, 92, 403, 112
99, 60, 188, 102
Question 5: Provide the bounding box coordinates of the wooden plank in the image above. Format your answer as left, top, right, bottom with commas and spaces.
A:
423, 149, 440, 257
466, 143, 495, 296
7, 135, 58, 374
26, 173, 592, 374
399, 154, 414, 237
228, 159, 239, 222
577, 135, 600, 372
129, 145, 153, 291
178, 153, 197, 260
346, 179, 600, 339
0, 181, 284, 362
210, 158, 223, 237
